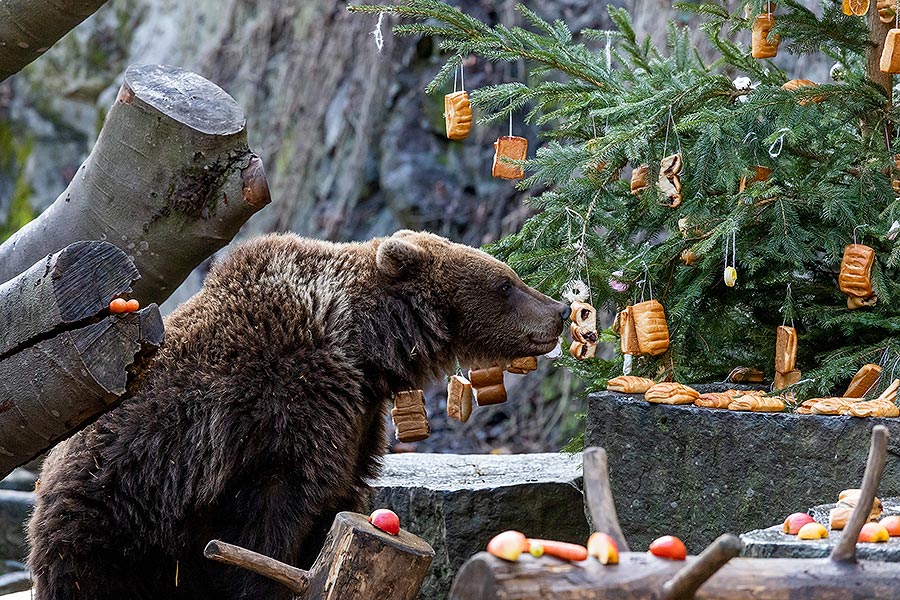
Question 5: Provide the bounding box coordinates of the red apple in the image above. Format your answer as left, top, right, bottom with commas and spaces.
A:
859, 522, 890, 543
782, 512, 815, 535
487, 531, 528, 561
880, 515, 900, 537
648, 535, 687, 560
368, 509, 400, 535
587, 532, 619, 565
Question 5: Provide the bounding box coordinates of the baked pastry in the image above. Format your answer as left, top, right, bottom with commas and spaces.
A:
781, 79, 823, 105
835, 489, 883, 523
444, 91, 473, 140
570, 340, 597, 360
570, 301, 599, 345
739, 165, 771, 193
468, 366, 504, 389
839, 244, 876, 298
752, 13, 780, 59
882, 29, 900, 73
728, 367, 764, 383
847, 295, 878, 310
846, 399, 899, 418
631, 299, 670, 356
507, 356, 538, 374
796, 398, 819, 415
775, 325, 798, 374
658, 153, 683, 208
631, 165, 649, 195
878, 0, 896, 22
845, 363, 882, 397
619, 307, 641, 354
842, 0, 870, 15
392, 390, 430, 442
774, 369, 801, 390
728, 393, 785, 412
492, 135, 528, 179
645, 382, 699, 405
607, 376, 656, 394
474, 383, 507, 406
809, 397, 858, 415
875, 378, 900, 403
695, 390, 741, 409
447, 375, 473, 422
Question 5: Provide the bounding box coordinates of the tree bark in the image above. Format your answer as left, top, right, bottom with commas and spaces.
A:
205, 511, 435, 600
0, 63, 270, 306
0, 241, 164, 478
0, 0, 110, 82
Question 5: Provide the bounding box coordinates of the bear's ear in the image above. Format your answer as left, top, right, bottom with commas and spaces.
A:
377, 237, 426, 279
392, 229, 418, 238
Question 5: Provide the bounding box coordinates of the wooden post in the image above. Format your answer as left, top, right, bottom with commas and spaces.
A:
660, 534, 743, 600
205, 511, 434, 600
583, 447, 630, 552
0, 241, 164, 478
0, 64, 270, 306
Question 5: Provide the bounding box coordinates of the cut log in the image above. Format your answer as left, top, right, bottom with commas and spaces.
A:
0, 0, 110, 82
0, 64, 270, 306
0, 241, 163, 477
583, 447, 629, 552
205, 511, 434, 600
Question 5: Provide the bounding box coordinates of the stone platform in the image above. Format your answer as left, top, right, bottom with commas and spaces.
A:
585, 386, 900, 553
742, 497, 900, 560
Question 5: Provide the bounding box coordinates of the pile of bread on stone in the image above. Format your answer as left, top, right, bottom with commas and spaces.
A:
391, 356, 539, 443
828, 488, 884, 532
606, 362, 900, 417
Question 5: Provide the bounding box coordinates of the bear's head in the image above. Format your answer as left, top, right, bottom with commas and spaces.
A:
376, 231, 569, 368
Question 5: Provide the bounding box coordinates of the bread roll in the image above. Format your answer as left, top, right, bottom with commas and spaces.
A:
619, 307, 641, 354
474, 383, 507, 406
492, 135, 528, 179
607, 376, 655, 394
775, 325, 798, 374
507, 356, 538, 374
645, 382, 699, 405
844, 363, 882, 398
444, 91, 473, 140
631, 300, 670, 356
468, 366, 504, 388
882, 28, 900, 73
447, 375, 473, 422
839, 243, 876, 298
751, 13, 779, 59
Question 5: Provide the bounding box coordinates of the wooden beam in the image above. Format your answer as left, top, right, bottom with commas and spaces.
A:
204, 540, 310, 595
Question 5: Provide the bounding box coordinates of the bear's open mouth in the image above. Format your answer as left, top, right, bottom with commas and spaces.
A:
528, 334, 560, 347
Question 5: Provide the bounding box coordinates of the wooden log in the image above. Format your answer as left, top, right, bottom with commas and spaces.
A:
583, 447, 630, 552
447, 551, 900, 599
0, 64, 270, 306
0, 0, 110, 81
867, 3, 893, 102
205, 511, 434, 600
660, 534, 743, 600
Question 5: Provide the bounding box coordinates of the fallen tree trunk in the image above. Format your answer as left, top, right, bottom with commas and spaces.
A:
0, 241, 164, 478
0, 63, 270, 305
0, 0, 110, 82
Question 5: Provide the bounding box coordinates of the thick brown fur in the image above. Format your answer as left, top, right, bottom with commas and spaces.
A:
27, 230, 568, 600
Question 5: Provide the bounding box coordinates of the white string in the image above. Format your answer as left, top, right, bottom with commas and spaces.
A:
605, 31, 612, 72
853, 224, 866, 245
743, 131, 759, 164
453, 64, 458, 93
782, 283, 794, 328
372, 12, 385, 52
460, 60, 465, 91
768, 128, 789, 158
509, 102, 513, 137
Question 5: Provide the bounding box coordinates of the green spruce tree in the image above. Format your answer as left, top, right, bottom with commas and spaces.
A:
349, 0, 900, 403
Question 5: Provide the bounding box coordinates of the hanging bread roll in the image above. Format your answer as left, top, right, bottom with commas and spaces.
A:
570, 340, 597, 360
881, 29, 900, 73
607, 376, 655, 394
645, 382, 699, 405
444, 91, 473, 140
447, 375, 473, 422
631, 299, 670, 356
739, 165, 771, 193
774, 369, 801, 390
727, 367, 764, 383
775, 325, 798, 374
839, 243, 876, 298
631, 165, 649, 194
844, 363, 882, 398
619, 307, 641, 354
507, 356, 538, 374
468, 366, 504, 388
391, 390, 430, 442
492, 135, 528, 179
878, 0, 896, 23
751, 13, 780, 59
474, 384, 507, 406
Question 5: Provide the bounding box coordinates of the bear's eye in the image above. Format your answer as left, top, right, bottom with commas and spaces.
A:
500, 281, 513, 295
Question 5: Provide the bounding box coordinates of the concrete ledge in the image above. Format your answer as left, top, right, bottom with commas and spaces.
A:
371, 452, 590, 600
585, 387, 900, 552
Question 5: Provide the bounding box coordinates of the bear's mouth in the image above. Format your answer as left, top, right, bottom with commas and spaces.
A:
528, 334, 560, 349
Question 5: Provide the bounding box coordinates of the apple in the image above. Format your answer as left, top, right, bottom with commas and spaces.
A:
796, 522, 828, 540
587, 532, 619, 565
487, 531, 528, 561
880, 515, 900, 537
648, 535, 687, 560
859, 522, 890, 543
368, 509, 400, 535
529, 542, 544, 558
782, 512, 815, 535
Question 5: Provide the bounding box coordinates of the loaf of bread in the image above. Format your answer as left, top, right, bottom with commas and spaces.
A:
774, 369, 801, 390
468, 366, 504, 389
392, 390, 430, 442
882, 28, 900, 73
607, 375, 655, 394
727, 394, 785, 412
444, 91, 473, 140
631, 300, 670, 356
507, 356, 538, 374
839, 243, 876, 298
619, 307, 641, 354
645, 382, 699, 405
695, 390, 740, 409
474, 383, 508, 406
775, 325, 798, 374
492, 135, 528, 180
844, 363, 882, 398
447, 375, 473, 422
809, 397, 858, 415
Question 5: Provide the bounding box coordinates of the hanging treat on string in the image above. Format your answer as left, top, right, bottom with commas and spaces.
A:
445, 62, 472, 141
878, 0, 896, 22
844, 363, 882, 398
723, 230, 738, 287
622, 266, 670, 357
563, 279, 598, 360
447, 373, 473, 423
739, 165, 771, 193
391, 390, 430, 442
751, 3, 780, 59
880, 9, 900, 73
492, 107, 527, 180
839, 229, 877, 309
468, 366, 507, 405
657, 109, 683, 208
631, 164, 649, 195
842, 0, 870, 16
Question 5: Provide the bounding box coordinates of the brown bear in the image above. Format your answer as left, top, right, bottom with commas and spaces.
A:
27, 230, 568, 600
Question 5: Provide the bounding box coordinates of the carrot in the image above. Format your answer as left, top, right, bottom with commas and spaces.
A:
526, 538, 588, 562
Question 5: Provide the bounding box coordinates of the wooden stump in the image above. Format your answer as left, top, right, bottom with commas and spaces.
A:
205, 511, 434, 600
0, 241, 164, 478
0, 64, 270, 306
